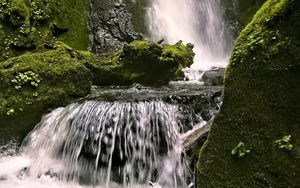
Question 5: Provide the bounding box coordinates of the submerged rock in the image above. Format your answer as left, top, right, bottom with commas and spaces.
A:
197, 0, 300, 187
0, 42, 93, 140
90, 40, 195, 86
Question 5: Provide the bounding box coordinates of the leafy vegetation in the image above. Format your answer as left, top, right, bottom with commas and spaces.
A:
275, 135, 293, 151
231, 142, 251, 158
11, 71, 41, 89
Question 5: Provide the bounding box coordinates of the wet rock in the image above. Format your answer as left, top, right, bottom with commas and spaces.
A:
201, 67, 225, 86
197, 0, 300, 187
0, 42, 93, 141
0, 0, 89, 61
90, 40, 195, 86
89, 1, 143, 55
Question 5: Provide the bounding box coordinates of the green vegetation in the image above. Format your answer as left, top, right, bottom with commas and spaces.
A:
11, 71, 41, 89
0, 0, 89, 61
0, 39, 195, 140
197, 0, 300, 187
0, 42, 93, 140
275, 135, 293, 151
231, 142, 251, 159
90, 40, 195, 86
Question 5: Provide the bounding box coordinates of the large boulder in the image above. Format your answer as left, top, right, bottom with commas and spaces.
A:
197, 0, 300, 187
0, 42, 93, 141
89, 40, 195, 86
0, 0, 89, 61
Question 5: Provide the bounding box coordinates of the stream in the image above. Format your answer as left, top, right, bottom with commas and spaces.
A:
0, 0, 230, 187
0, 83, 223, 188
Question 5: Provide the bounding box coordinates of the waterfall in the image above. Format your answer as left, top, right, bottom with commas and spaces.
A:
0, 100, 191, 188
147, 0, 232, 71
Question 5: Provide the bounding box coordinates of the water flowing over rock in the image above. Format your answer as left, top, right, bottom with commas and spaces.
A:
0, 83, 223, 187
3, 100, 191, 187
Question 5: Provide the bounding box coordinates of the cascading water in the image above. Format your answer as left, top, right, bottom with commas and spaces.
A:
147, 0, 233, 73
0, 100, 191, 188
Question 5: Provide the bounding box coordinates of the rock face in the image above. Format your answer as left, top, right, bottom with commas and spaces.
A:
88, 0, 143, 55
0, 0, 89, 61
123, 0, 149, 34
221, 0, 266, 38
197, 0, 300, 187
0, 42, 93, 140
89, 40, 195, 86
201, 67, 225, 86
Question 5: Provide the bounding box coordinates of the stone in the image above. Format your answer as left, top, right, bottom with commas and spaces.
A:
197, 0, 300, 187
0, 0, 89, 61
90, 40, 195, 86
201, 67, 225, 86
0, 42, 93, 141
89, 0, 143, 55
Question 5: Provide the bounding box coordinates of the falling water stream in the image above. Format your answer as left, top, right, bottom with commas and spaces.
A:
147, 0, 233, 73
0, 100, 191, 188
0, 0, 231, 187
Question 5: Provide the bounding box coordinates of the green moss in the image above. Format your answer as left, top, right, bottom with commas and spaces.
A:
124, 0, 148, 34
275, 135, 293, 151
197, 0, 300, 187
90, 40, 195, 86
0, 42, 93, 141
0, 0, 89, 61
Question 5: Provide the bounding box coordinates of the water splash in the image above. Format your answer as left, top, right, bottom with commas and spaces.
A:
0, 100, 191, 188
147, 0, 232, 71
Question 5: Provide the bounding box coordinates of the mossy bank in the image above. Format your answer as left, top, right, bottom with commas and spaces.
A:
0, 40, 195, 140
0, 42, 93, 140
89, 40, 195, 86
0, 0, 89, 61
197, 0, 300, 187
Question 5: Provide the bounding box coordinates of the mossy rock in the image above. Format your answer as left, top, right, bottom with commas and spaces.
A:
0, 0, 89, 61
0, 42, 93, 141
197, 0, 300, 187
89, 40, 195, 86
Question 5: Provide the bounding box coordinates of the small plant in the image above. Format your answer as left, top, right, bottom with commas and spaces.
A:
275, 135, 293, 151
6, 108, 14, 116
32, 92, 38, 97
231, 142, 250, 158
11, 71, 41, 89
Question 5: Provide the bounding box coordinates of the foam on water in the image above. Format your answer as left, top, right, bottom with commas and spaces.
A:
0, 100, 191, 188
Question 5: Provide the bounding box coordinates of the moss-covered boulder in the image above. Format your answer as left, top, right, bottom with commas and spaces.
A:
0, 0, 89, 61
197, 0, 300, 187
0, 42, 93, 140
89, 40, 195, 86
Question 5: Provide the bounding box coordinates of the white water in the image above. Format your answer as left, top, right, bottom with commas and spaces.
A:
0, 101, 191, 188
147, 0, 232, 72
